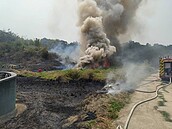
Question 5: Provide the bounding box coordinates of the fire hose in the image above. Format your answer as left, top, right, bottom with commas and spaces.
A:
135, 79, 160, 93
117, 82, 171, 129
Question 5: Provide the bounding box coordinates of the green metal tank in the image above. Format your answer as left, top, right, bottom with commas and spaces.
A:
0, 72, 16, 117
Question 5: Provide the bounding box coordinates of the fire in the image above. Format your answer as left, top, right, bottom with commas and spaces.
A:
88, 57, 110, 69
103, 58, 110, 68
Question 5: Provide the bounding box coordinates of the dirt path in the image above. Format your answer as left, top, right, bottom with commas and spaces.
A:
116, 74, 172, 129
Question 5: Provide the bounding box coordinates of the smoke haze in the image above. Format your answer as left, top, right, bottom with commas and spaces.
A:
49, 41, 80, 69
105, 62, 152, 94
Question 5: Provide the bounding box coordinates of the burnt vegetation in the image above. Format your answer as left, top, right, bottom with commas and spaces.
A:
0, 30, 172, 128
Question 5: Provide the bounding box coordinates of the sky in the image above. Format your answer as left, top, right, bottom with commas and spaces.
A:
133, 0, 172, 45
0, 0, 172, 45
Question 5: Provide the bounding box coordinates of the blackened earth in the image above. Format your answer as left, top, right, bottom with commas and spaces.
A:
0, 77, 105, 129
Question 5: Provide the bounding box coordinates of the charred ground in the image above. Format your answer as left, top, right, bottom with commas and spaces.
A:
0, 76, 105, 129
0, 69, 131, 129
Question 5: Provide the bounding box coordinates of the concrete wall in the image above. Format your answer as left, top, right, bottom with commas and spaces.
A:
0, 72, 16, 117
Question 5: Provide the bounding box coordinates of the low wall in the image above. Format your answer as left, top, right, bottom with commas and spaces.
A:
0, 72, 16, 117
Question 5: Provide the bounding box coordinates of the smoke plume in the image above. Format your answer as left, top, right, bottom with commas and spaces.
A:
76, 0, 143, 68
105, 62, 152, 94
49, 41, 80, 69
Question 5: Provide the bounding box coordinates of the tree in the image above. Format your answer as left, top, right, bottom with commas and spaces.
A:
34, 38, 40, 47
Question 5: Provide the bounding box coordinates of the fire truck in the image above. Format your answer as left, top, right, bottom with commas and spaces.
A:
159, 57, 172, 81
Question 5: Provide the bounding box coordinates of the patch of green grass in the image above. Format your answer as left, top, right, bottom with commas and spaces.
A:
64, 69, 81, 81
107, 93, 130, 119
157, 92, 172, 122
159, 111, 172, 122
17, 68, 113, 82
108, 100, 125, 119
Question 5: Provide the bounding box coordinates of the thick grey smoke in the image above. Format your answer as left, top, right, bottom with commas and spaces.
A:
76, 0, 143, 68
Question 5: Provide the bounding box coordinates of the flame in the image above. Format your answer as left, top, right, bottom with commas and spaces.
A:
103, 58, 110, 68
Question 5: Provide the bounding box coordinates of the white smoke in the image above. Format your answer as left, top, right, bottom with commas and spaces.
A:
105, 62, 152, 94
50, 42, 80, 69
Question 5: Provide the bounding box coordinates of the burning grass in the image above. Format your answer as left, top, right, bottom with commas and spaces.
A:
16, 68, 113, 82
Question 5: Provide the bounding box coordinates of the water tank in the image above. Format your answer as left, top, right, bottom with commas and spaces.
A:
0, 72, 17, 118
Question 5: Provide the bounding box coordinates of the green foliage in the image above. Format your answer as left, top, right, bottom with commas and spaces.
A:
18, 68, 112, 82
80, 69, 95, 80
107, 94, 130, 119
0, 30, 19, 42
159, 111, 172, 122
0, 30, 53, 64
64, 69, 81, 81
108, 100, 125, 119
157, 92, 172, 122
